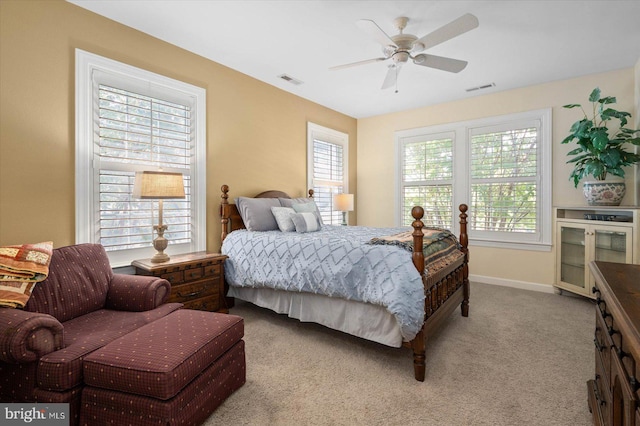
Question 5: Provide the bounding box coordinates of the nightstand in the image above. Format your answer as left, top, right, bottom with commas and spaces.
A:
132, 252, 228, 313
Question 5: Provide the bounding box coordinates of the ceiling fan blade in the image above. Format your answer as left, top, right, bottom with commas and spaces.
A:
381, 65, 401, 89
356, 19, 398, 48
329, 57, 388, 71
413, 54, 468, 73
414, 13, 479, 51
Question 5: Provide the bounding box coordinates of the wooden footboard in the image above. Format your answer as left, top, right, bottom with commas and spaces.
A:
404, 204, 469, 381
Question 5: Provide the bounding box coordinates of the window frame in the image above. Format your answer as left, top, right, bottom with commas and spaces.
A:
75, 49, 207, 267
306, 122, 349, 225
395, 109, 552, 251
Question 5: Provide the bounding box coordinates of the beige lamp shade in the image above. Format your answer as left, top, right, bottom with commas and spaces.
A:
132, 171, 185, 199
333, 193, 354, 212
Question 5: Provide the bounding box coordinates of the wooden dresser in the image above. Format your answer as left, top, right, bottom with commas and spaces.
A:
588, 261, 640, 426
132, 252, 228, 313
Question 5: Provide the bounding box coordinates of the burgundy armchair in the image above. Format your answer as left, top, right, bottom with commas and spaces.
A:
0, 244, 182, 424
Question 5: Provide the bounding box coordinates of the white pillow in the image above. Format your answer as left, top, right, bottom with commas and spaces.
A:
280, 198, 324, 225
271, 207, 296, 232
291, 212, 320, 233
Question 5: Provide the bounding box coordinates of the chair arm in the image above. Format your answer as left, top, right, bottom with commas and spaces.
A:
0, 309, 64, 364
106, 274, 171, 311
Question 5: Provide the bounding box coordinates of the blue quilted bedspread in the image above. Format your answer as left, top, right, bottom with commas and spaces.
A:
222, 225, 425, 340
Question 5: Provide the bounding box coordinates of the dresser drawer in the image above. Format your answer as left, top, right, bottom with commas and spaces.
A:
184, 266, 204, 281
204, 263, 222, 277
595, 350, 611, 423
596, 305, 613, 381
182, 294, 220, 312
162, 271, 184, 284
168, 279, 218, 304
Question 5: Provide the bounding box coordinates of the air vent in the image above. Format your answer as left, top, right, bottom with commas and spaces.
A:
466, 82, 495, 92
278, 74, 304, 85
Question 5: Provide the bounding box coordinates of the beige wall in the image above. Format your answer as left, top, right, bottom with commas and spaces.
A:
0, 0, 357, 251
357, 69, 636, 287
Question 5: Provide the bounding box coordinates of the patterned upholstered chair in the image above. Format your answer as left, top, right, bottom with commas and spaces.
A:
0, 244, 182, 424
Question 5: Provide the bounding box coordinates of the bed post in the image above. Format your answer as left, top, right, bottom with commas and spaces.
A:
410, 206, 426, 381
459, 204, 470, 317
410, 206, 425, 275
220, 185, 230, 244
308, 189, 314, 198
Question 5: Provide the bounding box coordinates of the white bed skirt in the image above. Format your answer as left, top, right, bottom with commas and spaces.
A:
228, 286, 404, 347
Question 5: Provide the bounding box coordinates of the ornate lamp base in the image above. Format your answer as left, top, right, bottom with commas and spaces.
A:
150, 224, 170, 263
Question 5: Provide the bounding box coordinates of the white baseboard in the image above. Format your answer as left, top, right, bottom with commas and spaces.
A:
469, 274, 555, 294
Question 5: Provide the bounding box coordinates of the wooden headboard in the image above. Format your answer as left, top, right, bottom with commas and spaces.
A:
220, 184, 314, 242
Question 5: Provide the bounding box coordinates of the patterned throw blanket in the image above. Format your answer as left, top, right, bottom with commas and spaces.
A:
368, 227, 463, 276
0, 241, 53, 308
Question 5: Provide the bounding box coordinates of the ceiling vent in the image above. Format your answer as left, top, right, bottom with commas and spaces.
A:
278, 74, 304, 85
466, 82, 495, 92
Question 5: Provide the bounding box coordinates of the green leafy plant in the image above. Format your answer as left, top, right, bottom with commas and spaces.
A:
562, 87, 640, 187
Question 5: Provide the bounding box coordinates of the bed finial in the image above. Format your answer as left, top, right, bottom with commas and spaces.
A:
308, 189, 314, 198
221, 185, 229, 203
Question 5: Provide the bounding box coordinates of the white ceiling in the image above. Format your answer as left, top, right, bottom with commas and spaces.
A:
68, 0, 640, 119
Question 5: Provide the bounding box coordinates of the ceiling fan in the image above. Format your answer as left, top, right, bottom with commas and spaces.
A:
331, 13, 479, 91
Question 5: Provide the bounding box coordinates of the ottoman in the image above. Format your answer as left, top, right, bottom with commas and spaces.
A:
79, 309, 245, 425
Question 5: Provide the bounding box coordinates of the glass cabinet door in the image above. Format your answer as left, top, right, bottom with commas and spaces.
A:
594, 228, 632, 264
559, 225, 587, 290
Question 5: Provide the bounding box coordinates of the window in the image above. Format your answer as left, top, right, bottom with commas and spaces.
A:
76, 50, 206, 266
307, 123, 349, 225
396, 109, 552, 250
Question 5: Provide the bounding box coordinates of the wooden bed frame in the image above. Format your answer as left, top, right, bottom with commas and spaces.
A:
219, 184, 470, 381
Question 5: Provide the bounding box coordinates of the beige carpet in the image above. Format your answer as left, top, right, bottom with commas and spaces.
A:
205, 282, 594, 426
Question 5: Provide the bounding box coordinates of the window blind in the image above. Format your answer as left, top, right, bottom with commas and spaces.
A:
96, 85, 193, 251
401, 137, 453, 227
312, 139, 344, 224
470, 127, 538, 233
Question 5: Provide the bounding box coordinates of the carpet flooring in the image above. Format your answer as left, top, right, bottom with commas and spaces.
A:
205, 282, 595, 426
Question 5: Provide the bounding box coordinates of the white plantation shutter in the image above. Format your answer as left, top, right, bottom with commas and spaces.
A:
396, 109, 551, 250
470, 125, 539, 235
400, 135, 454, 228
97, 85, 192, 252
307, 123, 349, 225
76, 50, 206, 266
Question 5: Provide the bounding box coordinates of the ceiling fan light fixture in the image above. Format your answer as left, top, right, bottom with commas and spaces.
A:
393, 51, 410, 64
413, 54, 427, 65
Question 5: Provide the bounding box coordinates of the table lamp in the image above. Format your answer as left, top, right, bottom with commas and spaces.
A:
133, 171, 185, 263
333, 193, 354, 226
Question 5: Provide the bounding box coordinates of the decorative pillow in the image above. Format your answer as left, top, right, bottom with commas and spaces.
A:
291, 212, 321, 233
279, 197, 324, 225
235, 197, 281, 231
271, 207, 296, 232
0, 241, 54, 308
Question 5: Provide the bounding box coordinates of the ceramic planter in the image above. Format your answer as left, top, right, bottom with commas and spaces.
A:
582, 180, 626, 206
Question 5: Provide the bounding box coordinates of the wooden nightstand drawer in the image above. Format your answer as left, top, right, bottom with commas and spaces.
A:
184, 267, 204, 281
169, 279, 217, 304
132, 252, 228, 313
204, 263, 221, 277
182, 294, 220, 312
162, 271, 184, 284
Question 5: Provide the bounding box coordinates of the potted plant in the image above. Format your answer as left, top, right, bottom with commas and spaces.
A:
562, 87, 640, 206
